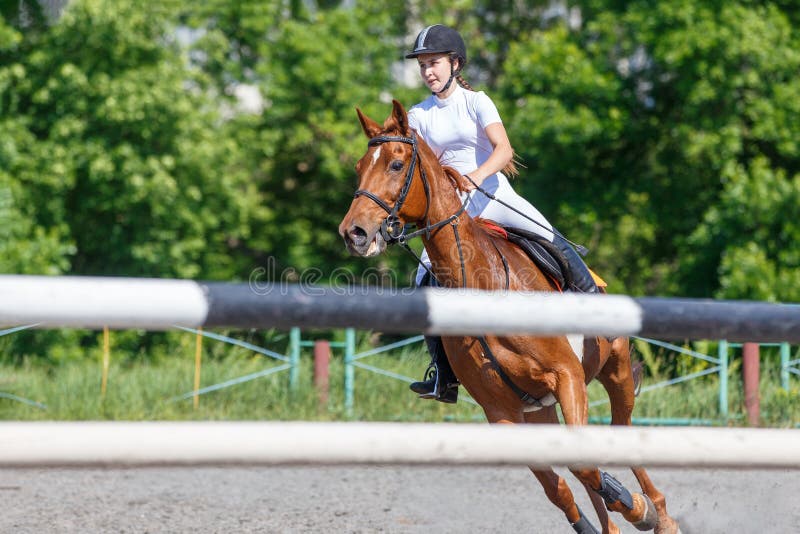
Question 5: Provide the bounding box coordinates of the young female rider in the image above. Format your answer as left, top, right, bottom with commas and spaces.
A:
404, 24, 598, 403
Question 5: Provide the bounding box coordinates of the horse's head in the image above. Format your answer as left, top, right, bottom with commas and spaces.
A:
338, 100, 434, 257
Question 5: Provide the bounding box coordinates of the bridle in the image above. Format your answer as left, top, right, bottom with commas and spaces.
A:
353, 132, 469, 246
353, 132, 471, 285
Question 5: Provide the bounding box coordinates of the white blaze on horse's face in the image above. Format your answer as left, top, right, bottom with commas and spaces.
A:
370, 145, 382, 167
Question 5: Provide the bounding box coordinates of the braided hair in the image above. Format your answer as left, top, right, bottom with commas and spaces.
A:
455, 73, 473, 91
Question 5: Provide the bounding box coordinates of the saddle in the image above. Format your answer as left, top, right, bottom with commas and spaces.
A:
476, 220, 573, 291
504, 226, 573, 291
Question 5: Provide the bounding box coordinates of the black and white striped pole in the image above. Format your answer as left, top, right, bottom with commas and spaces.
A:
0, 275, 799, 342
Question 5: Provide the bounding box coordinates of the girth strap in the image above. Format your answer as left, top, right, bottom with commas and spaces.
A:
476, 336, 548, 409
490, 241, 510, 290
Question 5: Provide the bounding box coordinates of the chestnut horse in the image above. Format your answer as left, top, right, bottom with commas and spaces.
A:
339, 100, 680, 534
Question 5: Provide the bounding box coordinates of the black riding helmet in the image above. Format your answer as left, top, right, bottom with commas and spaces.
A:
406, 25, 467, 66
406, 25, 467, 94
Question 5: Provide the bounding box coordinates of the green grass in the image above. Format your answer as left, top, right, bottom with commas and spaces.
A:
1, 333, 798, 427
0, 337, 483, 421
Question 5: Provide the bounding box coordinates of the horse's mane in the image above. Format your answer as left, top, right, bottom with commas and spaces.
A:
441, 165, 472, 193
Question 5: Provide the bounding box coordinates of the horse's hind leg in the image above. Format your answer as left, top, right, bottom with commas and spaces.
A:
523, 407, 608, 534
554, 365, 657, 532
597, 337, 680, 534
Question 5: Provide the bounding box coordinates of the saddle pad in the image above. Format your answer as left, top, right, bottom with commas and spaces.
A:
589, 268, 608, 288
475, 218, 508, 239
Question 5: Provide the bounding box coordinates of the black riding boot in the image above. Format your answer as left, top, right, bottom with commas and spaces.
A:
409, 335, 459, 403
553, 234, 599, 293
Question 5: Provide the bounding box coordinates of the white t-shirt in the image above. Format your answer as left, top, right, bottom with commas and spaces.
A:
407, 85, 501, 177
407, 85, 555, 285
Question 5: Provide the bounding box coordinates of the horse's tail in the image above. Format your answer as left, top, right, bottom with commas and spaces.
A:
630, 353, 644, 397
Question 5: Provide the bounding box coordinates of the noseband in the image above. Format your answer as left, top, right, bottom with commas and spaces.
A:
354, 133, 469, 246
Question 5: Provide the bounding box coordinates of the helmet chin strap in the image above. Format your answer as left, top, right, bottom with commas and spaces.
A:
432, 60, 459, 96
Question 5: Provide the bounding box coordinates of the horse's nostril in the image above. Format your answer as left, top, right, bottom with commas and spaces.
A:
349, 226, 368, 246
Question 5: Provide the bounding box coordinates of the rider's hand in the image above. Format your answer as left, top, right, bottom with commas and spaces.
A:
462, 174, 478, 191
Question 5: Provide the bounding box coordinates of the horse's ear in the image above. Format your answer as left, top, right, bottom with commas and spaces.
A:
391, 99, 411, 135
356, 107, 382, 138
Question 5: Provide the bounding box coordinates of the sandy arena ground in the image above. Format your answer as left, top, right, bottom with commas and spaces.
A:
2, 465, 798, 533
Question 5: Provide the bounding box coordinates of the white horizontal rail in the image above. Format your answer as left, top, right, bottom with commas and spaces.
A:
2, 422, 799, 469
0, 276, 208, 330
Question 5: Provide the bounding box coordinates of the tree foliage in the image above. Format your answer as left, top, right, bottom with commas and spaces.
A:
183, 1, 420, 283
499, 1, 800, 299
1, 0, 262, 280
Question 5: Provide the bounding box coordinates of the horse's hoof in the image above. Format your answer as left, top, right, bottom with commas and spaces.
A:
632, 494, 658, 531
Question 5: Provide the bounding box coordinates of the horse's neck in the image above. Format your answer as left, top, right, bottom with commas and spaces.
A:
416, 161, 552, 293
419, 169, 489, 288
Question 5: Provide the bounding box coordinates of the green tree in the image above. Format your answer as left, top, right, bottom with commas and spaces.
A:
691, 157, 800, 302
1, 0, 262, 279
0, 13, 73, 274
498, 1, 800, 299
186, 2, 415, 284
1, 0, 269, 362
5, 0, 800, 303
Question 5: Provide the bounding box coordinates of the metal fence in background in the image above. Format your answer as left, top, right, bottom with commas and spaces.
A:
1, 321, 797, 424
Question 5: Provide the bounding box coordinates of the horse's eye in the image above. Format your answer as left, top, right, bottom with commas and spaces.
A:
390, 160, 404, 172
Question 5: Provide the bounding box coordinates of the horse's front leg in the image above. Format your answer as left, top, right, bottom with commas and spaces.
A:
524, 406, 608, 534
555, 367, 658, 532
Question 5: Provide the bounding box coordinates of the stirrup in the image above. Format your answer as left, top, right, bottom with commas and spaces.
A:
409, 364, 458, 403
409, 364, 437, 395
